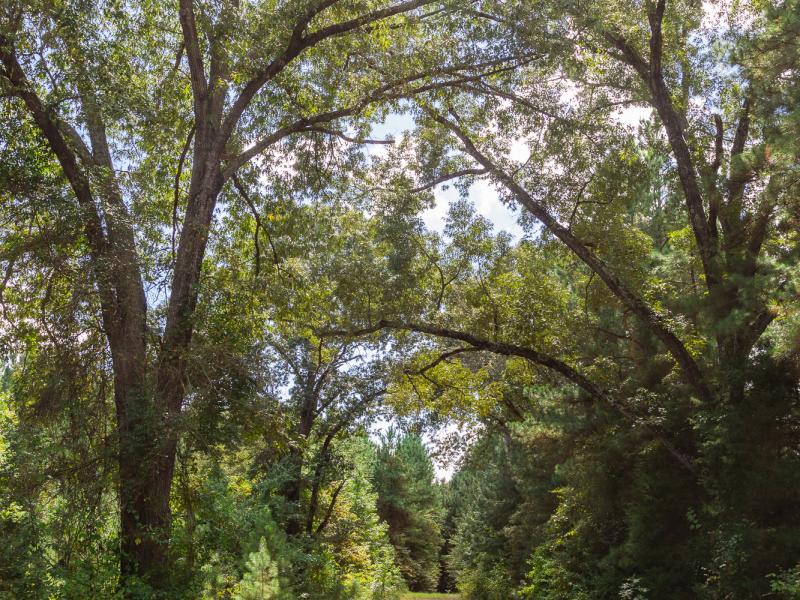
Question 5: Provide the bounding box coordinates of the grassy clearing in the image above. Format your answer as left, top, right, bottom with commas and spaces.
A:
400, 594, 460, 599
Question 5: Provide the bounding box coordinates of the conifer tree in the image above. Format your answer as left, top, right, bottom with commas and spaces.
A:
373, 431, 443, 592
234, 538, 281, 600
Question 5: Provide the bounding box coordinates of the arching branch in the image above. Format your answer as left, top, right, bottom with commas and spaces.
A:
321, 319, 695, 472
426, 110, 712, 404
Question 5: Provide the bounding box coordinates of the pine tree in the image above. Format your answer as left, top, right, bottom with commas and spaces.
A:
234, 538, 280, 600
373, 431, 444, 592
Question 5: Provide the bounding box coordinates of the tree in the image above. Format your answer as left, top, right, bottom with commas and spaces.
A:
319, 1, 800, 594
373, 431, 443, 592
412, 0, 797, 406
234, 538, 281, 600
446, 426, 566, 599
0, 0, 510, 589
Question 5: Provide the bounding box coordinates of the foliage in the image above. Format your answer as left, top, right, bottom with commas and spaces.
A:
2, 0, 800, 598
373, 432, 444, 593
232, 538, 281, 600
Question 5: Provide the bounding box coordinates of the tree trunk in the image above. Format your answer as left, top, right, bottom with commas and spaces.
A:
105, 306, 176, 590
284, 386, 319, 535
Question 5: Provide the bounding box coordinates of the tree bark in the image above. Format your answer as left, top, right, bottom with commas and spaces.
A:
0, 37, 167, 588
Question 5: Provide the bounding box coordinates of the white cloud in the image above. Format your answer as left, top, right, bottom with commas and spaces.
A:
509, 138, 529, 163
421, 186, 453, 232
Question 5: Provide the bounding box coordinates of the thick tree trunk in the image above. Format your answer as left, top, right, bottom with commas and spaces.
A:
115, 188, 223, 589
105, 305, 175, 590
118, 429, 173, 590
284, 386, 319, 535
284, 447, 306, 535
0, 40, 177, 589
116, 394, 179, 592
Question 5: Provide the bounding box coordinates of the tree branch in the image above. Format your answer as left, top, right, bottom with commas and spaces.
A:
322, 319, 695, 472
314, 479, 346, 535
726, 96, 752, 212
306, 126, 394, 145
406, 347, 481, 376
173, 124, 196, 263
178, 0, 208, 121
303, 0, 435, 47
603, 5, 721, 290
0, 37, 107, 264
231, 174, 280, 273
306, 385, 386, 533
427, 111, 712, 403
323, 319, 609, 401
217, 0, 435, 153
707, 113, 724, 241
409, 168, 487, 193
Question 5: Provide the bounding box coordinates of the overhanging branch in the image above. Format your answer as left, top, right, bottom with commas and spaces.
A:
320, 319, 696, 472
426, 110, 712, 404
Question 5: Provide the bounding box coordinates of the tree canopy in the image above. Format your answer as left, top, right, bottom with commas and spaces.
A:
2, 0, 800, 598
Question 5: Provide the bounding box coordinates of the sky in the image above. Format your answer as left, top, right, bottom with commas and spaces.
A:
370, 111, 525, 240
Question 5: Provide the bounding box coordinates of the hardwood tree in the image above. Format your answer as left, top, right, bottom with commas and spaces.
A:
0, 0, 512, 589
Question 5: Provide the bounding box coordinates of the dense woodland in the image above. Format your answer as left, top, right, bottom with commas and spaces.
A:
1, 0, 800, 597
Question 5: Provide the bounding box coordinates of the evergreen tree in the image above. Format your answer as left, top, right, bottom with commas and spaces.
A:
234, 538, 281, 600
373, 432, 443, 592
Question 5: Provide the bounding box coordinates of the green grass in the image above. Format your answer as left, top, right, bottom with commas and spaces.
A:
400, 594, 460, 599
